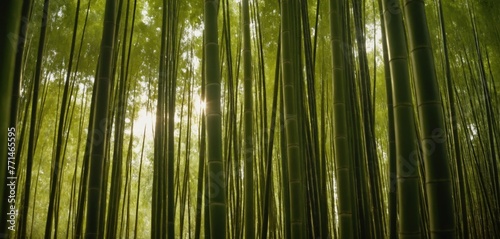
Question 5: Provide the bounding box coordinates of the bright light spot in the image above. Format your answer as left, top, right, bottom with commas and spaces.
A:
141, 2, 152, 25
195, 99, 206, 113
468, 124, 478, 140
192, 57, 200, 72
365, 23, 382, 53
133, 109, 156, 139
192, 28, 203, 38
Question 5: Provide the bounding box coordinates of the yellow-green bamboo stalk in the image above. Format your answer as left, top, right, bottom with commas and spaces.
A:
329, 0, 353, 237
280, 0, 305, 238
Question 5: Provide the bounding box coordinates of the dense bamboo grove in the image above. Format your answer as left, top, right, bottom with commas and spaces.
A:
0, 0, 499, 238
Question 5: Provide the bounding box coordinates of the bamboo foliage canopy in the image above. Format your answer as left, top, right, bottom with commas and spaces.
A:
0, 0, 499, 238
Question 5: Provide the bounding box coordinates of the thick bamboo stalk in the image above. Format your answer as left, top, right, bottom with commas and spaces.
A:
280, 0, 306, 238
85, 0, 116, 236
402, 0, 456, 237
329, 0, 354, 238
204, 0, 226, 237
381, 0, 421, 237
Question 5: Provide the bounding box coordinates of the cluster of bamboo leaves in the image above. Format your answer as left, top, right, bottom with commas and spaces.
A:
0, 0, 499, 238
